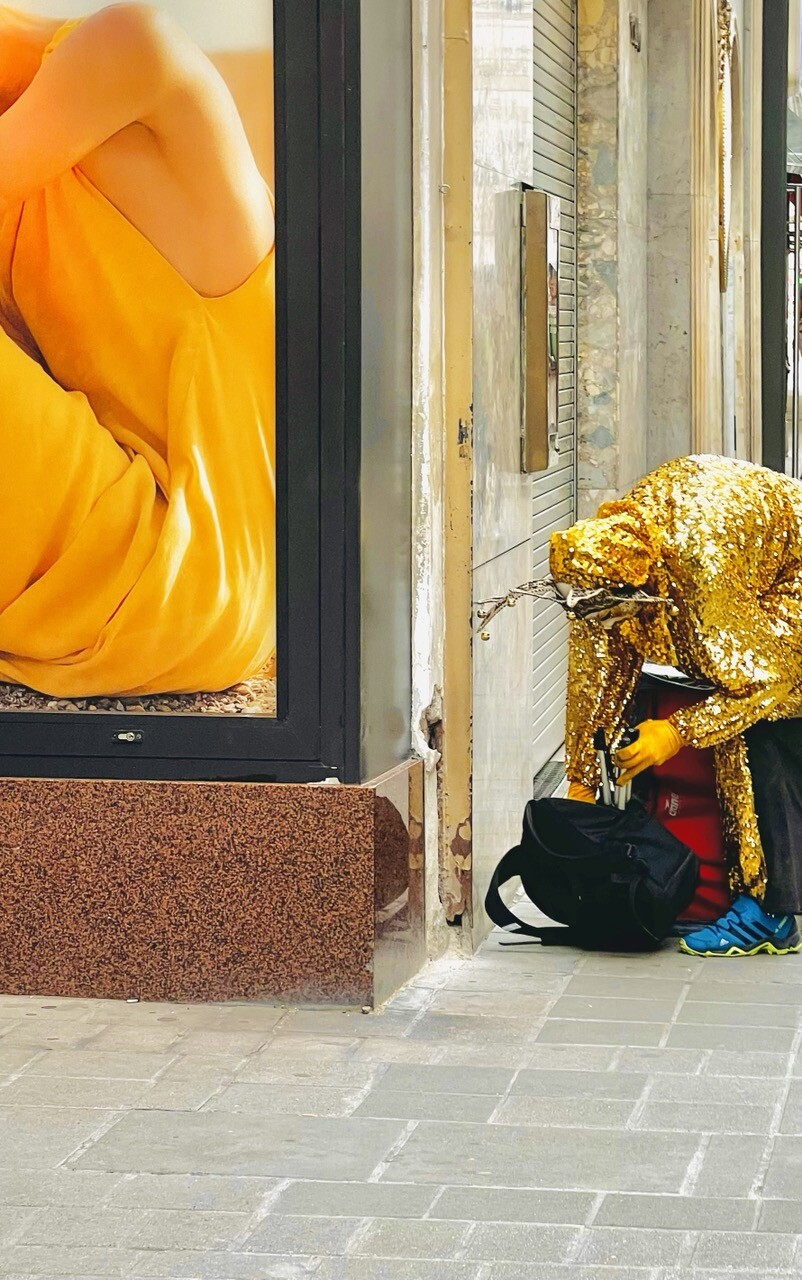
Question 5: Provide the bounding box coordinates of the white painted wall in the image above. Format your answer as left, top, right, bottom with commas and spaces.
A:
410, 0, 453, 953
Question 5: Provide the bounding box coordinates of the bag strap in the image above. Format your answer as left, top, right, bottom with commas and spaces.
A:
484, 845, 577, 947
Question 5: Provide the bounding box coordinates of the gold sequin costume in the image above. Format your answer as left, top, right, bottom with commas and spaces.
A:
552, 455, 802, 899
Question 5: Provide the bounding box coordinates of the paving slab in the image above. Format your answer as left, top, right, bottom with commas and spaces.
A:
73, 1110, 408, 1179
594, 1193, 757, 1231
4, 916, 802, 1280
135, 1252, 322, 1279
380, 1120, 700, 1192
0, 1107, 116, 1170
272, 1180, 439, 1219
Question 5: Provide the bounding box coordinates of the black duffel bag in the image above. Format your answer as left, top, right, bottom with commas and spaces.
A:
485, 797, 698, 952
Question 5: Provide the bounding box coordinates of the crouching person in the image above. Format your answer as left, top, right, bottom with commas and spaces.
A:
553, 454, 802, 957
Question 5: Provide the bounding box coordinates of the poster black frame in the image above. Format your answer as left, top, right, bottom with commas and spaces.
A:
0, 0, 363, 784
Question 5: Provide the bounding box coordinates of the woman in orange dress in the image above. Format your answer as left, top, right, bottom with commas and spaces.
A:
0, 3, 275, 697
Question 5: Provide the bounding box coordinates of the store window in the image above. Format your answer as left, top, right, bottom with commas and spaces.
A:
0, 1, 362, 781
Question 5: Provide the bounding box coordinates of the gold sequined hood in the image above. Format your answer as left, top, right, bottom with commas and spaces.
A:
550, 501, 661, 589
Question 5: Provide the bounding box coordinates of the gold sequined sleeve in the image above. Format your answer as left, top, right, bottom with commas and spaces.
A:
565, 620, 644, 788
669, 580, 802, 748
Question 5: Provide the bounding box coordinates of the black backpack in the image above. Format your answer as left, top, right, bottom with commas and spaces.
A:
485, 797, 699, 952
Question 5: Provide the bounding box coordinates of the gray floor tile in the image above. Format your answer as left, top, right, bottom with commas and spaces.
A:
536, 1021, 664, 1047
691, 1229, 798, 1269
381, 1121, 700, 1192
678, 1273, 799, 1280
432, 1186, 595, 1224
234, 1057, 379, 1088
203, 1082, 365, 1117
371, 1063, 515, 1095
242, 1213, 362, 1255
564, 976, 689, 1001
164, 1028, 280, 1056
351, 1217, 469, 1258
511, 1069, 647, 1099
18, 1205, 141, 1247
107, 1172, 277, 1211
761, 1134, 802, 1197
426, 991, 552, 1019
132, 1208, 253, 1250
757, 1198, 802, 1232
314, 1262, 481, 1280
692, 1134, 769, 1198
703, 1049, 793, 1077
492, 1095, 637, 1128
594, 1194, 757, 1231
355, 1090, 498, 1123
74, 1110, 407, 1179
0, 1205, 38, 1244
349, 1039, 449, 1065
22, 1049, 172, 1079
0, 1106, 116, 1170
577, 1226, 689, 1266
613, 1047, 706, 1075
666, 1024, 797, 1053
464, 1221, 580, 1262
407, 1014, 541, 1044
633, 1101, 774, 1134
0, 1075, 151, 1110
778, 1079, 802, 1132
0, 1046, 46, 1081
273, 1180, 438, 1219
483, 1270, 658, 1280
687, 980, 802, 1005
0, 1245, 149, 1277
524, 1045, 620, 1071
280, 1010, 415, 1039
136, 1252, 320, 1279
548, 996, 678, 1023
649, 1073, 784, 1106
0, 1169, 123, 1208
677, 1000, 801, 1028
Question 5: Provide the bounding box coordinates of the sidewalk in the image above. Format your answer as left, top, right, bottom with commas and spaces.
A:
1, 920, 802, 1279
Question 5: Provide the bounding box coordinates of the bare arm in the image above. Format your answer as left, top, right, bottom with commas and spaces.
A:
0, 5, 184, 205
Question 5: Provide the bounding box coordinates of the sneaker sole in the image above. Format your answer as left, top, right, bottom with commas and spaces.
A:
678, 937, 802, 958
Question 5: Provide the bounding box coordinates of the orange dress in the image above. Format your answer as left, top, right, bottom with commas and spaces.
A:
0, 26, 275, 698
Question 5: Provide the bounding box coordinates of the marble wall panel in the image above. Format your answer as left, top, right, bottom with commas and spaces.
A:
577, 0, 620, 502
646, 0, 691, 198
618, 0, 648, 232
647, 193, 693, 468
618, 221, 648, 490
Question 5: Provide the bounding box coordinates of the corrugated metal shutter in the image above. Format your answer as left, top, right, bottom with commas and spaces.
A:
531, 0, 577, 772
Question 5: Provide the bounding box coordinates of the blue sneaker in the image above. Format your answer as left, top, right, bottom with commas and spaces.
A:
679, 896, 802, 957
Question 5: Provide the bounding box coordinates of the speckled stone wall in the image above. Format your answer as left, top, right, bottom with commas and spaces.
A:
577, 0, 648, 517
577, 0, 619, 513
0, 762, 425, 1007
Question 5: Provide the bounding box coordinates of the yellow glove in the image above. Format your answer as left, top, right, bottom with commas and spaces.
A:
567, 781, 597, 804
614, 719, 684, 789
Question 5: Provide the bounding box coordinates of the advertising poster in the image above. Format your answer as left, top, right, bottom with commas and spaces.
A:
0, 1, 277, 717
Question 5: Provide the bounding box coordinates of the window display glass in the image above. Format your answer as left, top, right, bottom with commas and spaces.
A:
0, 0, 277, 718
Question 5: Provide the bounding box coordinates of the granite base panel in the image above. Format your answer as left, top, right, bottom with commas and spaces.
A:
0, 761, 425, 1006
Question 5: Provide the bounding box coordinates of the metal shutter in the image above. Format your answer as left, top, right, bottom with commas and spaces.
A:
531, 0, 577, 771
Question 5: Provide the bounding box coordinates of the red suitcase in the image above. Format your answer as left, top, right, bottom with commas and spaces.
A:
638, 681, 731, 923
